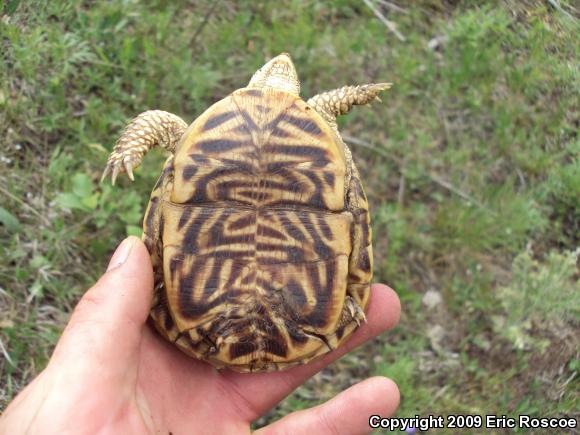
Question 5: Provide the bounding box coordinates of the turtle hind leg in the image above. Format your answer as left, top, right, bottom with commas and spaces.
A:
323, 295, 367, 350
344, 294, 367, 325
101, 110, 187, 185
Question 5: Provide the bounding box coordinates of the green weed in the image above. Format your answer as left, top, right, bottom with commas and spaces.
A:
495, 249, 579, 350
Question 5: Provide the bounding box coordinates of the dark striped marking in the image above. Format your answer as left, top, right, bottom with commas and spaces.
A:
163, 306, 174, 331
360, 218, 370, 245
213, 180, 254, 190
182, 210, 214, 253
306, 264, 321, 306
271, 126, 291, 138
223, 263, 245, 288
198, 139, 245, 153
239, 110, 259, 134
287, 246, 305, 262
185, 167, 247, 203
228, 214, 256, 231
284, 114, 323, 136
255, 242, 292, 252
168, 256, 182, 277
144, 196, 159, 236
265, 162, 291, 173
189, 154, 210, 164
277, 212, 307, 241
335, 324, 346, 340
230, 341, 256, 359
298, 171, 325, 207
237, 190, 272, 201
264, 338, 288, 357
177, 207, 191, 231
264, 145, 329, 161
219, 159, 257, 173
358, 249, 371, 273
203, 260, 223, 298
208, 230, 253, 247
316, 215, 334, 240
262, 179, 306, 192
241, 268, 256, 285
182, 165, 198, 181
258, 225, 287, 240
323, 171, 335, 187
303, 260, 337, 328
203, 111, 237, 131
285, 279, 307, 309
158, 219, 164, 245
178, 266, 239, 318
211, 249, 255, 259
233, 124, 251, 134
255, 244, 305, 263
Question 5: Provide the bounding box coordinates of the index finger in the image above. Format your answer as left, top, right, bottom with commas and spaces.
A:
221, 284, 400, 421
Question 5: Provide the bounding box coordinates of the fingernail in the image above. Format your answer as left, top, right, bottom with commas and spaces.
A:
107, 237, 136, 271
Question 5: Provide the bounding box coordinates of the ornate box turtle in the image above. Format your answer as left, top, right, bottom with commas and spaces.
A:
102, 53, 390, 372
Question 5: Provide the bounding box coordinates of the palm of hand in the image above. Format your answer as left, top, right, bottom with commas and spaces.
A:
0, 238, 399, 434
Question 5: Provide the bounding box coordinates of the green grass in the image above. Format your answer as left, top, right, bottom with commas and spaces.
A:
1, 0, 578, 430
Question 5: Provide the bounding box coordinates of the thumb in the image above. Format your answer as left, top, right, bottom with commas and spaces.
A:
51, 236, 154, 367
255, 377, 399, 435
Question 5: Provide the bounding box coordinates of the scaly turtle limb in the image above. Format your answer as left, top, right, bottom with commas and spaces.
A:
307, 83, 391, 129
101, 110, 187, 185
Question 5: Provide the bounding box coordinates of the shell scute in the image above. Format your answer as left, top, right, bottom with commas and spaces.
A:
171, 89, 345, 210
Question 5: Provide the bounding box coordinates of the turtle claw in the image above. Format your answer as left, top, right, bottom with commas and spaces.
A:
345, 296, 367, 326
124, 161, 135, 181
100, 165, 111, 184
111, 165, 120, 186
101, 153, 140, 185
358, 310, 367, 325
375, 82, 392, 91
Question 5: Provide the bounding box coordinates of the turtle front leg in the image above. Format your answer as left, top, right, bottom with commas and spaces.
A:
101, 110, 188, 185
307, 83, 391, 129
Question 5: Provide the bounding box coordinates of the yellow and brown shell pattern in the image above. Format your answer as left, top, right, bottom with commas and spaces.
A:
143, 88, 373, 372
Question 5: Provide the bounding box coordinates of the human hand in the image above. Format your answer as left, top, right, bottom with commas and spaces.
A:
0, 237, 400, 434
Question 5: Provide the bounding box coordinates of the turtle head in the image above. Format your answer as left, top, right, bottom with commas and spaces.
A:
248, 53, 300, 96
